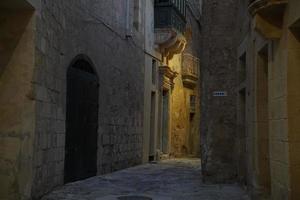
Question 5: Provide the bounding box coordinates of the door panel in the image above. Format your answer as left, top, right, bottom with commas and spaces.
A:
65, 63, 99, 183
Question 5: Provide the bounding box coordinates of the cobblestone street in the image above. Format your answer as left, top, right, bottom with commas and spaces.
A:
42, 159, 250, 200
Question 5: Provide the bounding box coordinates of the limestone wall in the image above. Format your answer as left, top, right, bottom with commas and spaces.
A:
142, 0, 160, 163
200, 0, 239, 182
29, 0, 146, 198
26, 0, 145, 198
235, 0, 300, 199
169, 55, 189, 157
0, 8, 36, 200
169, 55, 200, 157
285, 1, 300, 198
167, 0, 201, 158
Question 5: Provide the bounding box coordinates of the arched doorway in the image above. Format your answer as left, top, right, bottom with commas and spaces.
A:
64, 56, 99, 183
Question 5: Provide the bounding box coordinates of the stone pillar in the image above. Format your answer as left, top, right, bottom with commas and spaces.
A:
200, 0, 238, 183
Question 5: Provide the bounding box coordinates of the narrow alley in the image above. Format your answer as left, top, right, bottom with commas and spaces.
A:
42, 159, 249, 200
1, 0, 300, 199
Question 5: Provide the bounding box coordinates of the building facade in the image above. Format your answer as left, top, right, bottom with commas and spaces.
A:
143, 0, 201, 162
200, 0, 239, 183
236, 0, 300, 199
201, 0, 300, 199
0, 0, 201, 199
0, 0, 146, 199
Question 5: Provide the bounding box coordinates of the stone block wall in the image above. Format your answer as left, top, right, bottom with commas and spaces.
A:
0, 0, 146, 199
169, 54, 200, 158
169, 55, 190, 157
284, 1, 300, 198
200, 0, 239, 183
185, 0, 202, 157
31, 0, 145, 198
167, 0, 201, 158
235, 0, 300, 199
0, 7, 36, 200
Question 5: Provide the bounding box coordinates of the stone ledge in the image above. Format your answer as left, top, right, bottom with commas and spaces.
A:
248, 0, 287, 16
249, 0, 287, 39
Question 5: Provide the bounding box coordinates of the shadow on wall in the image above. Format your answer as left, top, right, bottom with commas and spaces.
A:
290, 19, 300, 42
0, 10, 33, 77
0, 3, 35, 200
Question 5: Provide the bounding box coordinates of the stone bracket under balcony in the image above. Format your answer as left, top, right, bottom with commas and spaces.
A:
155, 28, 187, 60
248, 0, 287, 39
159, 65, 178, 91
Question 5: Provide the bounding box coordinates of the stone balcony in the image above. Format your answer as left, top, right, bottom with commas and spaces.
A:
159, 65, 178, 91
181, 54, 199, 89
155, 29, 186, 60
154, 0, 187, 60
248, 0, 288, 39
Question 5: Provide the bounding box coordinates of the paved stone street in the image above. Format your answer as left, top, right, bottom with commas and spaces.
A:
42, 159, 250, 200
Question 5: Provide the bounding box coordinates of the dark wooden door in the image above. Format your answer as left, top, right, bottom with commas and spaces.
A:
65, 61, 99, 183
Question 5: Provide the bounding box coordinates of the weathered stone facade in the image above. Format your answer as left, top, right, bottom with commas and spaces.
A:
200, 0, 239, 183
169, 1, 202, 158
142, 0, 201, 161
236, 0, 300, 199
201, 0, 300, 199
0, 3, 36, 199
1, 0, 202, 199
1, 0, 145, 199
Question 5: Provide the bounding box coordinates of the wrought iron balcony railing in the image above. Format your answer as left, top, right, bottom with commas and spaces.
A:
154, 0, 187, 34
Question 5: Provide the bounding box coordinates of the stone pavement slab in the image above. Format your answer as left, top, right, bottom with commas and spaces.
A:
42, 159, 250, 200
